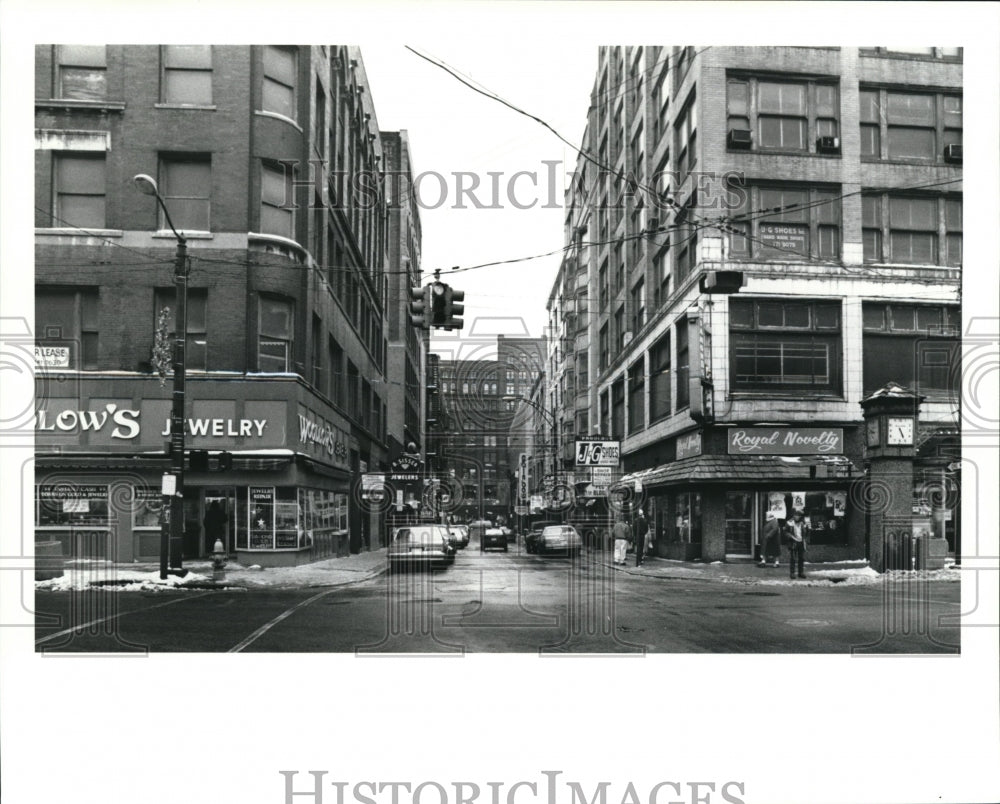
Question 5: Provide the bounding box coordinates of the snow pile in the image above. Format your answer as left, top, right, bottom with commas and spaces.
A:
36, 567, 211, 592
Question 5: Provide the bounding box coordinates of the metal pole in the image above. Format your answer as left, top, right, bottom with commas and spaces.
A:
168, 238, 188, 573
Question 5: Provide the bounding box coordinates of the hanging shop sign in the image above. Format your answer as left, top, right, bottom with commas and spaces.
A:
676, 430, 703, 460
728, 427, 843, 455
575, 439, 621, 466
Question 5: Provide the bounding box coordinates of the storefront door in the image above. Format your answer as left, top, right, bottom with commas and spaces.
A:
725, 491, 755, 557
204, 488, 236, 555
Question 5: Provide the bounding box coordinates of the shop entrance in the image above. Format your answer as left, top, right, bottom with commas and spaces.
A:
725, 491, 756, 558
203, 488, 237, 556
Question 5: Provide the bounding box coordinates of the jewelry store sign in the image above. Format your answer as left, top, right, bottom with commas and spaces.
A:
728, 428, 844, 455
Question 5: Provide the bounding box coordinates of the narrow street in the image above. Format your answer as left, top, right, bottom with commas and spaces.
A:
34, 534, 961, 655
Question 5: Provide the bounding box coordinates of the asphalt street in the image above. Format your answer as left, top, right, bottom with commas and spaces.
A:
34, 536, 961, 655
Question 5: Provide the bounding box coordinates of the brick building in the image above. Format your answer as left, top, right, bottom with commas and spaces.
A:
33, 45, 418, 566
554, 46, 961, 562
433, 336, 545, 524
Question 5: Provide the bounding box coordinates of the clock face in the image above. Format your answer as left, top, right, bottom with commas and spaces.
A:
887, 417, 914, 445
866, 418, 880, 446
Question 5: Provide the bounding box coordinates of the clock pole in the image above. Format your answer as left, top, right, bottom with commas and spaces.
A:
860, 382, 926, 572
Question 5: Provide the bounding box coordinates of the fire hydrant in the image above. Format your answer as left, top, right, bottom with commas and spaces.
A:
212, 539, 227, 581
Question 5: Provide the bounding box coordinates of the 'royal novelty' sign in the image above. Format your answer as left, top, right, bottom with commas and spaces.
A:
728, 427, 843, 455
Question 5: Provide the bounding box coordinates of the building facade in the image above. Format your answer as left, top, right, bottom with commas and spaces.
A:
555, 46, 961, 562
432, 336, 545, 524
34, 45, 415, 566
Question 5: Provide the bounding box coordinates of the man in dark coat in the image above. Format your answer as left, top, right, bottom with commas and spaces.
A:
634, 509, 650, 567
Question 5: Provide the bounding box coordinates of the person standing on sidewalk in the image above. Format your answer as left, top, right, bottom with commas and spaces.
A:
760, 511, 780, 567
612, 516, 631, 566
634, 509, 649, 567
784, 511, 808, 579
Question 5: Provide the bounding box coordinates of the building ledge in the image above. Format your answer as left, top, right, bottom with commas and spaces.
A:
36, 99, 126, 112
154, 103, 218, 111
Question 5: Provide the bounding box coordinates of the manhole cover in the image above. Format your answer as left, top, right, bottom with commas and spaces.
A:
617, 625, 645, 633
744, 591, 781, 596
785, 618, 832, 627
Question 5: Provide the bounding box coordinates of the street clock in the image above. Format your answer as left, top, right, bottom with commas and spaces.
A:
886, 417, 915, 445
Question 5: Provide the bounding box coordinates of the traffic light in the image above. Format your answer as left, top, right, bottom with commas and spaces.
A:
408, 285, 428, 328
189, 450, 209, 472
429, 281, 448, 327
217, 451, 233, 472
443, 286, 465, 330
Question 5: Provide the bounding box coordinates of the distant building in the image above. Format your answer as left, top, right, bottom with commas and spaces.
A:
432, 336, 545, 524
554, 46, 961, 562
33, 45, 418, 565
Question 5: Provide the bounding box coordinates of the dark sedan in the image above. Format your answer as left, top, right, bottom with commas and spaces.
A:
480, 527, 508, 552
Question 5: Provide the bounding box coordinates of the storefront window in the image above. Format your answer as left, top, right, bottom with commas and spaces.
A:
777, 490, 847, 545
675, 492, 701, 543
37, 484, 109, 527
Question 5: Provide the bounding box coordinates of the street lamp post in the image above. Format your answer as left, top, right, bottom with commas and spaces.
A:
134, 174, 188, 580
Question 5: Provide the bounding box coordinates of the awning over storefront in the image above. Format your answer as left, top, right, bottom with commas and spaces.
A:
617, 454, 861, 489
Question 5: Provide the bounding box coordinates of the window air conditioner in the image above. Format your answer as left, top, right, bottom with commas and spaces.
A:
727, 129, 752, 149
816, 136, 841, 153
943, 144, 963, 163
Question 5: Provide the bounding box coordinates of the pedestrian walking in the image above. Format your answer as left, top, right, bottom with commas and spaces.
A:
634, 509, 649, 567
784, 511, 808, 579
612, 516, 631, 566
760, 511, 780, 567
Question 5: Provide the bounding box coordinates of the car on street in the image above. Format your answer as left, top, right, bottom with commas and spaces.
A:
500, 525, 514, 543
468, 519, 493, 543
524, 520, 561, 554
532, 525, 584, 556
480, 527, 508, 552
447, 525, 470, 550
388, 525, 456, 571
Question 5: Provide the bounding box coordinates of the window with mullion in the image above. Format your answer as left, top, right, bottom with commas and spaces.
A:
258, 294, 294, 373
160, 155, 211, 232
649, 332, 671, 422
729, 298, 842, 393
36, 287, 100, 370
261, 162, 294, 239
628, 361, 645, 433
674, 93, 697, 183
155, 288, 208, 371
863, 88, 961, 163
262, 46, 297, 120
54, 152, 106, 229
57, 45, 107, 101
162, 45, 212, 105
728, 182, 840, 261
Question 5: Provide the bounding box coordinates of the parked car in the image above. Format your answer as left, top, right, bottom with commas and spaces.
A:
500, 525, 514, 543
447, 525, 470, 550
524, 520, 561, 554
480, 527, 508, 552
533, 525, 584, 556
388, 525, 456, 571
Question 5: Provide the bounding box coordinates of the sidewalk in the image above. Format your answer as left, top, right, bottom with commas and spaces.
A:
589, 551, 961, 587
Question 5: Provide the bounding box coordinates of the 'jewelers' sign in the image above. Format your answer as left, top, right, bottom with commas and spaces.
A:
728, 428, 843, 455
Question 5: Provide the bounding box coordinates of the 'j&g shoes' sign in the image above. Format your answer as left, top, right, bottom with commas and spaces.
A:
728, 428, 843, 455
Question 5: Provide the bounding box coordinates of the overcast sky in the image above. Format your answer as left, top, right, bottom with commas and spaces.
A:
362, 42, 597, 355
